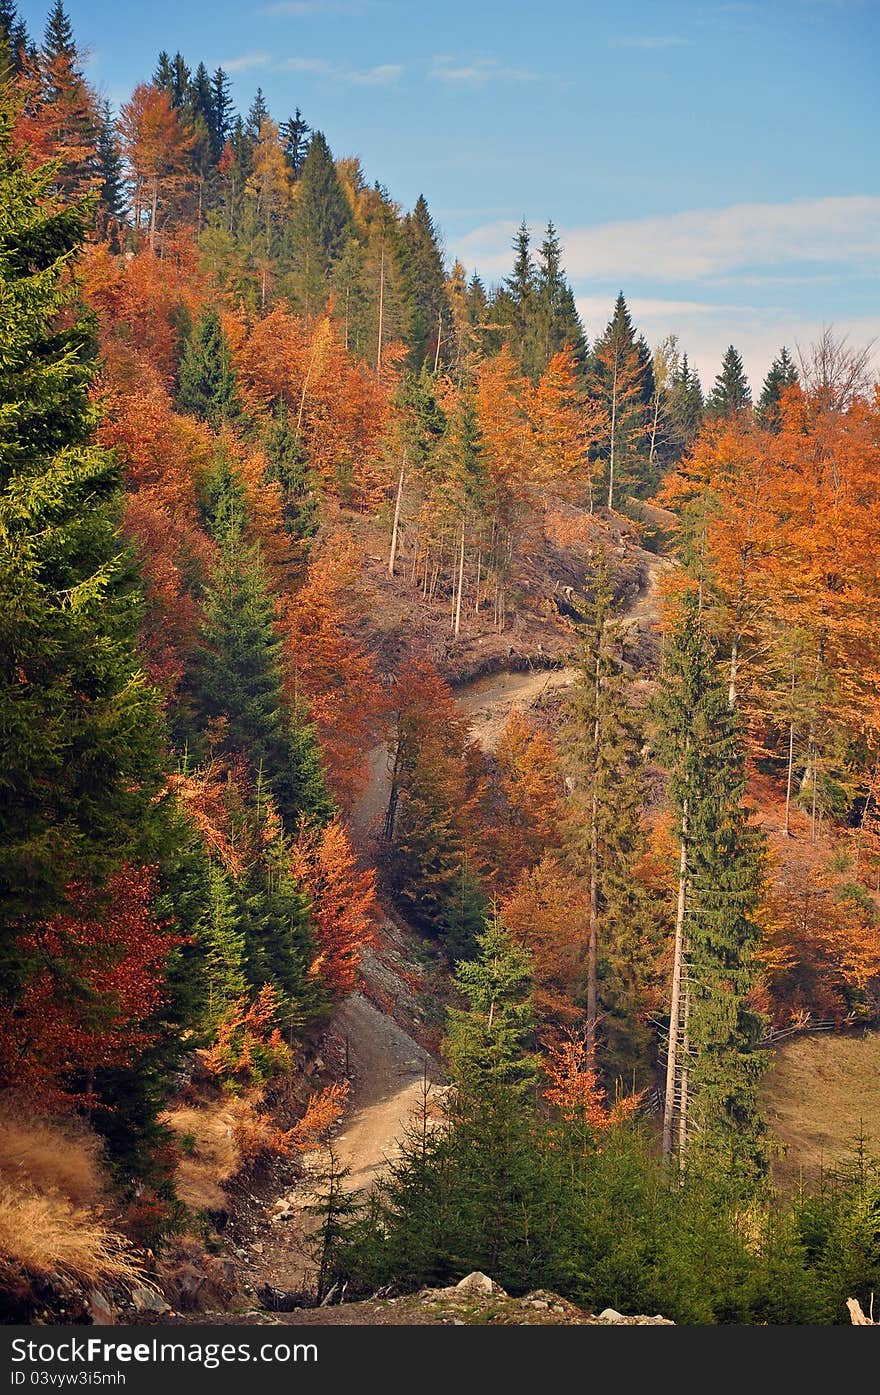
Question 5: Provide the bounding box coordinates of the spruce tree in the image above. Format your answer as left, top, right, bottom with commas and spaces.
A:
198, 858, 248, 1030
445, 913, 539, 1100
0, 0, 27, 80
667, 351, 704, 447
211, 68, 233, 154
281, 108, 310, 176
400, 194, 451, 371
96, 99, 126, 231
496, 220, 541, 377
288, 131, 353, 316
656, 589, 767, 1183
535, 221, 588, 373
194, 459, 331, 829
0, 106, 165, 943
262, 406, 319, 560
758, 346, 798, 429
706, 345, 752, 418
566, 548, 655, 1075
589, 293, 650, 508
177, 306, 242, 427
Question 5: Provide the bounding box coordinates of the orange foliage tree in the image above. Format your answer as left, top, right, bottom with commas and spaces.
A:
291, 817, 377, 998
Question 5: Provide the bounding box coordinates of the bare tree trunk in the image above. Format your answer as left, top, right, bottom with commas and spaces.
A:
607, 357, 618, 511
388, 453, 406, 578
677, 975, 690, 1166
474, 549, 482, 613
433, 308, 442, 374
662, 794, 689, 1161
376, 241, 385, 375
453, 519, 466, 637
586, 640, 602, 1060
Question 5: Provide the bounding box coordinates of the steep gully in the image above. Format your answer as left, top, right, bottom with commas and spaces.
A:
243, 550, 669, 1297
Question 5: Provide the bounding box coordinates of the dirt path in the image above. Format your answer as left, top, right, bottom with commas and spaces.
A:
241, 547, 669, 1300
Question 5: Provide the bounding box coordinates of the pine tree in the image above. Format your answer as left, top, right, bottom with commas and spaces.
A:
0, 0, 27, 80
445, 913, 539, 1100
262, 406, 319, 559
667, 351, 704, 447
198, 858, 248, 1030
39, 0, 99, 200
211, 68, 233, 155
656, 589, 767, 1183
280, 107, 310, 176
96, 98, 126, 233
535, 222, 587, 373
400, 194, 451, 371
176, 307, 242, 427
589, 293, 650, 509
758, 346, 798, 429
195, 460, 332, 829
707, 345, 752, 418
566, 548, 652, 1071
288, 130, 353, 316
0, 106, 165, 944
495, 220, 542, 378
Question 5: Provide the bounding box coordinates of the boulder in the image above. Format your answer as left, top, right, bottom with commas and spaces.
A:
455, 1272, 501, 1297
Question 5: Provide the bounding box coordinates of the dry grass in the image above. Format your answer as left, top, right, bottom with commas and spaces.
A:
762, 1030, 880, 1187
161, 1094, 277, 1211
0, 1114, 105, 1207
0, 1185, 144, 1286
0, 1109, 143, 1290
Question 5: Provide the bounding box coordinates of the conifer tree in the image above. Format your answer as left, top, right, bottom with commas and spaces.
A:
211, 68, 233, 155
195, 460, 331, 828
288, 130, 352, 315
567, 549, 651, 1069
589, 292, 650, 509
177, 306, 242, 427
0, 0, 27, 80
496, 220, 541, 378
706, 344, 752, 418
39, 0, 99, 199
280, 107, 310, 176
656, 589, 767, 1182
0, 106, 165, 943
667, 351, 704, 447
758, 346, 798, 429
534, 221, 588, 373
198, 858, 248, 1029
262, 406, 319, 560
400, 193, 451, 370
445, 913, 539, 1100
96, 98, 126, 232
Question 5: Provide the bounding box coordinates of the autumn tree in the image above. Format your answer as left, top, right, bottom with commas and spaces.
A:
292, 817, 377, 997
118, 82, 193, 248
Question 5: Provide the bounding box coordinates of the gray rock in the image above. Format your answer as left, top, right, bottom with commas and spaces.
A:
455, 1272, 500, 1297
87, 1290, 116, 1326
599, 1307, 624, 1323
129, 1286, 169, 1315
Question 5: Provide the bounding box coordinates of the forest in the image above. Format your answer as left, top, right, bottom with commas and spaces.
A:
1, 0, 880, 1328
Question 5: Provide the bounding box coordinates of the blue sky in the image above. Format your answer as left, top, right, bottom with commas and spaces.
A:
20, 0, 880, 388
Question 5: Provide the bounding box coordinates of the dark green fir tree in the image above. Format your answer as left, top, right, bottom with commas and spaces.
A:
757, 346, 798, 429
706, 345, 752, 418
177, 306, 242, 427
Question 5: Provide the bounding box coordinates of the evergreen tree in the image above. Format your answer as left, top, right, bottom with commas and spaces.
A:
238, 788, 320, 1022
194, 459, 332, 829
262, 406, 319, 560
0, 105, 165, 945
245, 87, 269, 143
287, 130, 353, 316
656, 589, 767, 1183
567, 548, 656, 1075
211, 67, 233, 154
589, 293, 650, 508
706, 345, 752, 418
445, 913, 539, 1100
176, 306, 242, 427
495, 220, 541, 377
40, 0, 98, 200
280, 107, 310, 176
0, 0, 27, 80
198, 858, 248, 1030
400, 194, 451, 370
758, 346, 798, 429
667, 351, 704, 447
96, 98, 126, 231
535, 221, 588, 372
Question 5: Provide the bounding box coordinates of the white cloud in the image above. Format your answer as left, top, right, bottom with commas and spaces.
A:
429, 55, 540, 85
278, 56, 403, 83
458, 197, 880, 283
222, 52, 271, 73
